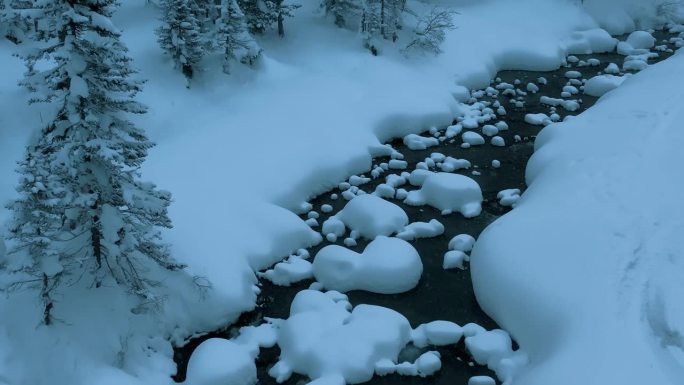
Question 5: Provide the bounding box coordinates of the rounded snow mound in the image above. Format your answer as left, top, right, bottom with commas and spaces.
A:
312, 236, 422, 294
583, 74, 628, 97
185, 338, 256, 385
273, 290, 412, 385
404, 173, 483, 217
331, 194, 409, 240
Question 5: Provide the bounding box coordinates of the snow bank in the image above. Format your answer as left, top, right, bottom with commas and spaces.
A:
472, 49, 684, 385
313, 236, 422, 294
405, 173, 483, 217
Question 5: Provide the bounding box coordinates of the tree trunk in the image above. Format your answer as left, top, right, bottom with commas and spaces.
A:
277, 1, 284, 37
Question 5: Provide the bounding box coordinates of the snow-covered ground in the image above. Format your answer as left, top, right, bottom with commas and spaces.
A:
0, 0, 682, 385
471, 46, 684, 385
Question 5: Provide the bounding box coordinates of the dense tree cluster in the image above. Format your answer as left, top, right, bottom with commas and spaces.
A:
157, 0, 304, 80
322, 0, 455, 55
0, 0, 457, 325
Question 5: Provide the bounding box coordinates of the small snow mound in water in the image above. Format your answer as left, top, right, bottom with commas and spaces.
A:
446, 124, 463, 138
463, 324, 528, 384
617, 31, 655, 55
272, 290, 412, 384
259, 255, 313, 286
439, 157, 471, 172
449, 234, 476, 252
404, 173, 483, 218
626, 30, 656, 50
524, 113, 551, 126
539, 96, 580, 112
583, 74, 628, 96
312, 236, 422, 294
497, 188, 521, 207
623, 59, 648, 71
604, 62, 620, 74
325, 194, 408, 240
409, 169, 432, 186
491, 136, 505, 147
468, 376, 496, 385
403, 134, 439, 150
186, 338, 256, 385
462, 131, 486, 145
564, 70, 582, 79
482, 125, 498, 137
443, 250, 468, 269
444, 233, 476, 269
412, 320, 463, 347
396, 219, 445, 241
374, 351, 442, 377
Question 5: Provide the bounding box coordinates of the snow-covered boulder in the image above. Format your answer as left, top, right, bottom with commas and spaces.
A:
185, 339, 256, 385
412, 320, 463, 347
449, 234, 476, 252
404, 173, 483, 217
324, 195, 409, 240
462, 131, 485, 145
404, 134, 439, 150
583, 74, 627, 96
259, 256, 313, 286
313, 236, 422, 294
273, 290, 412, 385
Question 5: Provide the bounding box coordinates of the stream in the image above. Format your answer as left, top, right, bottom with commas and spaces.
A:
172, 29, 681, 385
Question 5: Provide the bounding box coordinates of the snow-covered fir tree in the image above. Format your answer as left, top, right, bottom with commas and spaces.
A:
238, 0, 272, 34
218, 0, 261, 73
270, 0, 300, 37
0, 0, 32, 43
6, 0, 184, 324
359, 0, 405, 54
157, 0, 207, 80
363, 0, 404, 41
321, 0, 364, 28
238, 0, 299, 36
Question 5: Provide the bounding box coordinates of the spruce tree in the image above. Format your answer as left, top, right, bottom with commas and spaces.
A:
0, 0, 33, 43
157, 0, 206, 80
270, 0, 300, 37
321, 0, 364, 28
361, 0, 405, 54
218, 0, 261, 73
238, 0, 298, 36
6, 0, 183, 324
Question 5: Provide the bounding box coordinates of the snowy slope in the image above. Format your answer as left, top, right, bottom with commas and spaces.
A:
472, 46, 684, 385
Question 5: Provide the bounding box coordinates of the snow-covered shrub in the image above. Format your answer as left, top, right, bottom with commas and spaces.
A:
403, 7, 457, 55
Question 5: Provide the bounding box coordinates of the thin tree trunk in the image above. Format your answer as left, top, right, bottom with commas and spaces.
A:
278, 0, 285, 37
